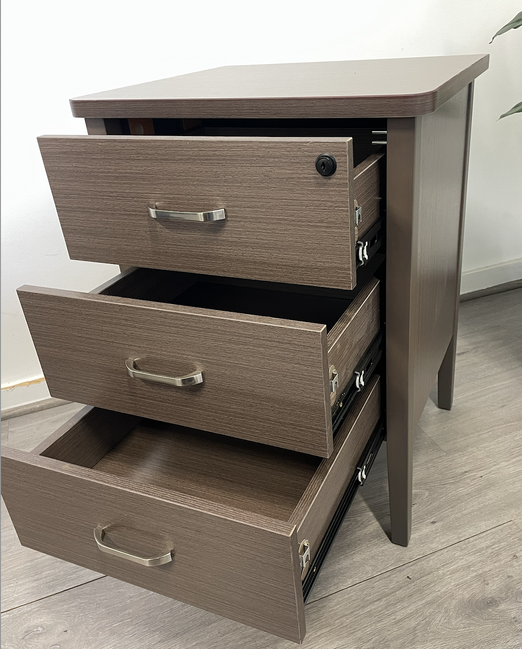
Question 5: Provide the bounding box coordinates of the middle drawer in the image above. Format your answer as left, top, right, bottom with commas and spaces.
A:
18, 269, 380, 457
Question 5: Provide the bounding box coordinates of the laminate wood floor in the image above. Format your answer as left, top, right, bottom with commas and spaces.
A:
2, 288, 521, 648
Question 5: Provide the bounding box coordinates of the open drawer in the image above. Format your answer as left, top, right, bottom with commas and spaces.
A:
1, 376, 381, 643
18, 269, 380, 457
37, 135, 382, 290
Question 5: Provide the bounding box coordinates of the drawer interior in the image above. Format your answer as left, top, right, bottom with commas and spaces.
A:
3, 377, 380, 640
107, 116, 387, 167
101, 268, 358, 332
37, 375, 380, 526
85, 418, 319, 521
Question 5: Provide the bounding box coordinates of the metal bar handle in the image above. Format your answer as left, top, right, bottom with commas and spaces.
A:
126, 358, 204, 387
94, 526, 173, 567
148, 206, 226, 222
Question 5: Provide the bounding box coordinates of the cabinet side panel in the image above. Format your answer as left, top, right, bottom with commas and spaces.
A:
412, 86, 470, 422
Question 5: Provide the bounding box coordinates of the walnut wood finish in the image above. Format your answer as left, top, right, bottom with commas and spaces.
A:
69, 55, 488, 119
93, 421, 319, 521
17, 282, 330, 457
386, 85, 473, 546
437, 84, 475, 411
38, 134, 359, 290
32, 405, 140, 466
1, 379, 380, 641
1, 445, 304, 642
8, 66, 488, 647
17, 271, 380, 457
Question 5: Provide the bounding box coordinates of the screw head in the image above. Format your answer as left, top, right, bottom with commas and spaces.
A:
315, 154, 337, 177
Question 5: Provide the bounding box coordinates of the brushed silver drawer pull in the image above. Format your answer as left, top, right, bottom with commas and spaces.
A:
94, 526, 173, 567
126, 358, 204, 387
148, 206, 226, 222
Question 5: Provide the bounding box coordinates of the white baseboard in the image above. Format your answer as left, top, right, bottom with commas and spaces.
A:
1, 376, 50, 413
460, 259, 522, 295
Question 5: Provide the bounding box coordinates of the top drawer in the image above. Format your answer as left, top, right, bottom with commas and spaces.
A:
38, 135, 382, 290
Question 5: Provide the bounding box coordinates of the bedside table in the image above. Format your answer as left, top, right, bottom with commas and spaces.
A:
2, 55, 489, 643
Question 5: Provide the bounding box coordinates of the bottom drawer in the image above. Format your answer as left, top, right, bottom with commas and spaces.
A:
1, 376, 381, 643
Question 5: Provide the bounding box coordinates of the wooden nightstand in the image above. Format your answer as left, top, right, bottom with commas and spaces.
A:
2, 55, 489, 642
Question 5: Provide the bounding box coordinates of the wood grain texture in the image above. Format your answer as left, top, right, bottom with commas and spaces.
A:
38, 135, 357, 290
2, 289, 520, 646
2, 407, 104, 613
311, 409, 522, 603
438, 83, 474, 410
198, 123, 383, 169
1, 381, 379, 638
33, 406, 140, 467
18, 283, 333, 456
385, 117, 417, 547
1, 504, 102, 612
353, 153, 384, 239
93, 420, 319, 521
410, 87, 470, 425
327, 278, 380, 405
304, 523, 522, 649
291, 376, 380, 564
3, 523, 519, 648
1, 446, 305, 641
2, 402, 84, 453
385, 85, 471, 546
69, 55, 489, 119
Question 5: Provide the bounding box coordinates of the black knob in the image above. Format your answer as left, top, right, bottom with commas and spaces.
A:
315, 154, 337, 177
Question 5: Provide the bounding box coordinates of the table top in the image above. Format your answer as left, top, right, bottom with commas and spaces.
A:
71, 55, 488, 120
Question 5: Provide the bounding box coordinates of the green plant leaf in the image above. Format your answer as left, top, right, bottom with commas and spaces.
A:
499, 101, 522, 119
490, 12, 522, 42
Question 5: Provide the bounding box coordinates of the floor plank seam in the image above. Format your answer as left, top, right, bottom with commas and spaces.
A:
1, 575, 107, 615
307, 519, 515, 605
416, 425, 448, 455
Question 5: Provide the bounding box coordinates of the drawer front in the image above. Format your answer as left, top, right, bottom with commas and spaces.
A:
1, 434, 304, 642
18, 277, 380, 457
38, 135, 359, 290
18, 283, 331, 456
1, 379, 381, 642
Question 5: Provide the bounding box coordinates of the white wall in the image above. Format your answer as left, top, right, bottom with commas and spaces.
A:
2, 0, 521, 409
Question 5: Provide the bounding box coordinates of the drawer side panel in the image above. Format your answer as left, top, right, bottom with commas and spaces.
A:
291, 376, 381, 562
353, 153, 384, 239
327, 278, 380, 405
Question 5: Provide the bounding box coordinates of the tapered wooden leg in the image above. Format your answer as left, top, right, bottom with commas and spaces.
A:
386, 391, 415, 547
438, 333, 457, 410
386, 118, 417, 547
437, 86, 474, 413
385, 86, 474, 547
